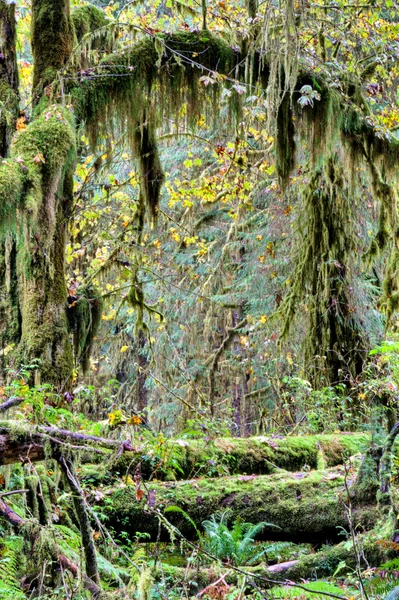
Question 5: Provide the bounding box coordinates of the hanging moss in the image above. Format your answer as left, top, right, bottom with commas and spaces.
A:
67, 283, 103, 373
276, 91, 296, 189
280, 156, 367, 387
72, 31, 238, 141
133, 114, 165, 219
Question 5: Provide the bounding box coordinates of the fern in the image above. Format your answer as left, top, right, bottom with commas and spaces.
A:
201, 512, 278, 566
0, 536, 25, 600
96, 553, 129, 586
385, 588, 399, 600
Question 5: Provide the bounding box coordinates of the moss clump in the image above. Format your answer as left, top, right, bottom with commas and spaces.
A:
71, 3, 108, 43
0, 159, 23, 224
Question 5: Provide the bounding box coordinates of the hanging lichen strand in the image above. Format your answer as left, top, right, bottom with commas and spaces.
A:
67, 284, 103, 374
280, 157, 367, 387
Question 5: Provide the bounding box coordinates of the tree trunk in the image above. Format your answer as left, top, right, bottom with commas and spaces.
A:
0, 1, 20, 378
31, 0, 74, 99
13, 0, 76, 388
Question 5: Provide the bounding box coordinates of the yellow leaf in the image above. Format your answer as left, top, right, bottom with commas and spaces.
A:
120, 345, 129, 353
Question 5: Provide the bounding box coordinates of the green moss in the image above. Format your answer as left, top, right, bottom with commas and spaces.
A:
0, 159, 23, 224
31, 0, 74, 94
82, 433, 370, 484
71, 3, 107, 43
98, 463, 377, 541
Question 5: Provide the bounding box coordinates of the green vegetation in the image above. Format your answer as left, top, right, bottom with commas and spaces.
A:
1, 0, 399, 598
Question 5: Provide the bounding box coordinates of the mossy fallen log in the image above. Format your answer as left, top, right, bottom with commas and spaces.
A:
82, 432, 371, 482
157, 532, 388, 589
95, 465, 378, 542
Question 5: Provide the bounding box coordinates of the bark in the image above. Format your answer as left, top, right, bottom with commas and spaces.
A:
0, 420, 134, 466
0, 396, 24, 412
98, 465, 379, 542
0, 0, 18, 155
0, 1, 20, 377
31, 0, 74, 98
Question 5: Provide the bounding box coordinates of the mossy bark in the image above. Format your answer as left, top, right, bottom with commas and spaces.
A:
31, 0, 74, 99
0, 1, 20, 378
13, 107, 76, 387
96, 466, 378, 542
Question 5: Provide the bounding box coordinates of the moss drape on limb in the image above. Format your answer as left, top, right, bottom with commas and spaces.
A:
280, 157, 367, 387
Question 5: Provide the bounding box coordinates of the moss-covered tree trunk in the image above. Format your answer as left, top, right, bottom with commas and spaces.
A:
14, 0, 76, 387
0, 1, 20, 378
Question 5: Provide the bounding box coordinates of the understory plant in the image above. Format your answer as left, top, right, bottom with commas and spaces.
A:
201, 511, 277, 566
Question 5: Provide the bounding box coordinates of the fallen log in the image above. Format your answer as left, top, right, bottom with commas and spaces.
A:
0, 420, 370, 480
157, 532, 388, 588
0, 420, 133, 466
83, 432, 371, 482
96, 465, 379, 542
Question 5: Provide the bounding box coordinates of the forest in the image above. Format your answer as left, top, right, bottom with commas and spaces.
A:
2, 0, 399, 598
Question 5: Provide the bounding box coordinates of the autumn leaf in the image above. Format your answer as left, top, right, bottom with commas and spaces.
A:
33, 152, 46, 164
16, 116, 27, 131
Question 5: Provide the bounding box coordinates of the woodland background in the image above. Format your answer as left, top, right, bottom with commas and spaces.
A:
1, 0, 399, 598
